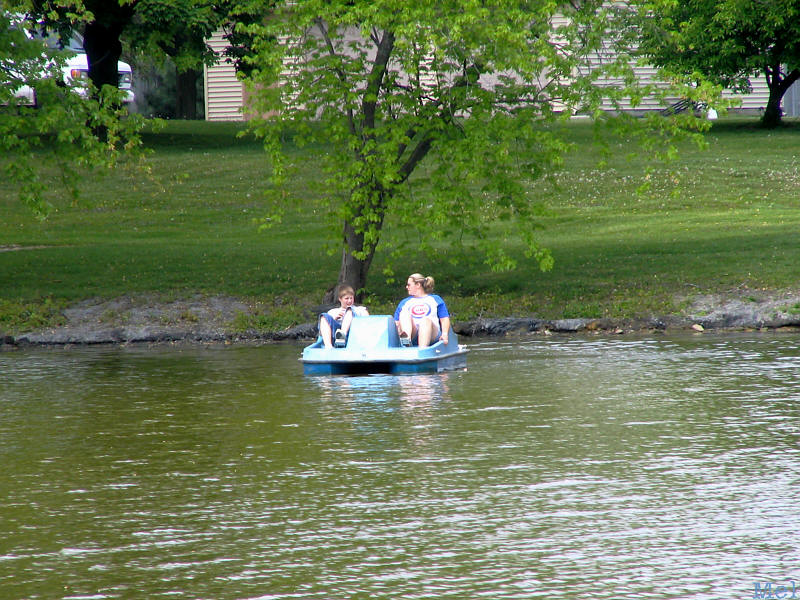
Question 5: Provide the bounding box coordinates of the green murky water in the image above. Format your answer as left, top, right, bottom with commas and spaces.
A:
1, 335, 798, 599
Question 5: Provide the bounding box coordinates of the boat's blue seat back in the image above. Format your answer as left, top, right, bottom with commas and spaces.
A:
346, 315, 400, 349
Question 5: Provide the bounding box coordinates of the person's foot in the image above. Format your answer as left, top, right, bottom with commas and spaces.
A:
399, 332, 411, 347
334, 330, 346, 347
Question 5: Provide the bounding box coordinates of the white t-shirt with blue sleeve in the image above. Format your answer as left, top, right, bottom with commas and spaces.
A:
394, 294, 449, 333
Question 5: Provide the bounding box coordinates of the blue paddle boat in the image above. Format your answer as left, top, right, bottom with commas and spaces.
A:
301, 314, 468, 375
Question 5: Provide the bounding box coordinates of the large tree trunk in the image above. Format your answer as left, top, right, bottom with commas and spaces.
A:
176, 68, 199, 120
762, 87, 784, 129
317, 27, 395, 304
82, 2, 135, 99
761, 65, 800, 129
324, 188, 387, 304
83, 22, 123, 97
336, 224, 376, 300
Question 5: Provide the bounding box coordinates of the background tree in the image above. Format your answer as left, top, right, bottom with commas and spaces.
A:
634, 0, 800, 128
240, 0, 712, 298
28, 0, 229, 118
1, 7, 144, 218
128, 0, 230, 119
28, 0, 136, 104
3, 0, 235, 219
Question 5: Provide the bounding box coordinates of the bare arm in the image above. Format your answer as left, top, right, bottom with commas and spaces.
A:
439, 317, 451, 345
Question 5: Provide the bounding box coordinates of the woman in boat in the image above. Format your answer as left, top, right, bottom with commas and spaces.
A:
319, 285, 369, 348
394, 273, 451, 348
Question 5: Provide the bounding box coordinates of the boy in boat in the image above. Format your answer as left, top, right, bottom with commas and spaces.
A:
319, 285, 369, 348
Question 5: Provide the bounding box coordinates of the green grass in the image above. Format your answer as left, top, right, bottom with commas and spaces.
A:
2, 117, 800, 332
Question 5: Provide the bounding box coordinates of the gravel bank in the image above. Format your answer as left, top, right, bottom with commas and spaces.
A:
4, 291, 800, 348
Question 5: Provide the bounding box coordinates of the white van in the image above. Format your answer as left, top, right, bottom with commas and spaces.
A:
55, 32, 134, 104
62, 51, 135, 105
9, 17, 134, 106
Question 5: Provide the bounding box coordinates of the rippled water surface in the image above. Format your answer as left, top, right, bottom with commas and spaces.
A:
1, 335, 799, 599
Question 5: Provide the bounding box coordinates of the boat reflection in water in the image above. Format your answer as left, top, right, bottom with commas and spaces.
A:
310, 370, 453, 449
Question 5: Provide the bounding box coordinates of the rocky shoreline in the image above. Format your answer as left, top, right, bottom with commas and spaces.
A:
4, 291, 800, 348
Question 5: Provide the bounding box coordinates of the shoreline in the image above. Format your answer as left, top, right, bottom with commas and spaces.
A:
5, 291, 800, 348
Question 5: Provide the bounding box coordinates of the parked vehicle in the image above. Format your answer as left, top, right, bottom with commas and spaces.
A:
60, 50, 135, 105
7, 14, 134, 106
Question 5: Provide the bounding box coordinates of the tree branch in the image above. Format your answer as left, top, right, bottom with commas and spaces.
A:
362, 29, 395, 131
395, 63, 481, 181
314, 17, 356, 136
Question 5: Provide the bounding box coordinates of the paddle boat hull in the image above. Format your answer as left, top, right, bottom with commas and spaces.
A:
301, 315, 468, 375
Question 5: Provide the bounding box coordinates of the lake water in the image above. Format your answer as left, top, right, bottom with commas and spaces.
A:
1, 334, 798, 599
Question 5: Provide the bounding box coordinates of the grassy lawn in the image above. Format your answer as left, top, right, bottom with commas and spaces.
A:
2, 116, 800, 332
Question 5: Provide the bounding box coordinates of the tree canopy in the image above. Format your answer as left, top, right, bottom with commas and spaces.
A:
127, 0, 233, 118
1, 7, 144, 218
2, 0, 233, 216
20, 0, 229, 117
634, 0, 800, 128
240, 0, 712, 296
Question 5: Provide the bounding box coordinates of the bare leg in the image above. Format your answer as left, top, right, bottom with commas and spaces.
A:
319, 316, 334, 348
417, 318, 434, 348
398, 312, 414, 338
340, 307, 354, 337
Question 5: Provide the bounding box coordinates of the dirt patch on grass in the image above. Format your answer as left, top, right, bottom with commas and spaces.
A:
682, 289, 800, 329
0, 245, 52, 252
6, 289, 800, 347
8, 295, 315, 346
462, 289, 800, 337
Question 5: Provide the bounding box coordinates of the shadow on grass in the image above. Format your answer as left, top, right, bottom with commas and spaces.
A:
140, 121, 262, 151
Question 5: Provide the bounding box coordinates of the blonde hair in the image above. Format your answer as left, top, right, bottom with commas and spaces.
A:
409, 273, 435, 293
337, 285, 356, 299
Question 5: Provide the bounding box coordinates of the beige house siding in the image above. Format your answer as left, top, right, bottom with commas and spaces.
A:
204, 29, 245, 121
785, 80, 800, 117
550, 14, 771, 113
592, 58, 772, 113
727, 78, 770, 111
203, 20, 775, 121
